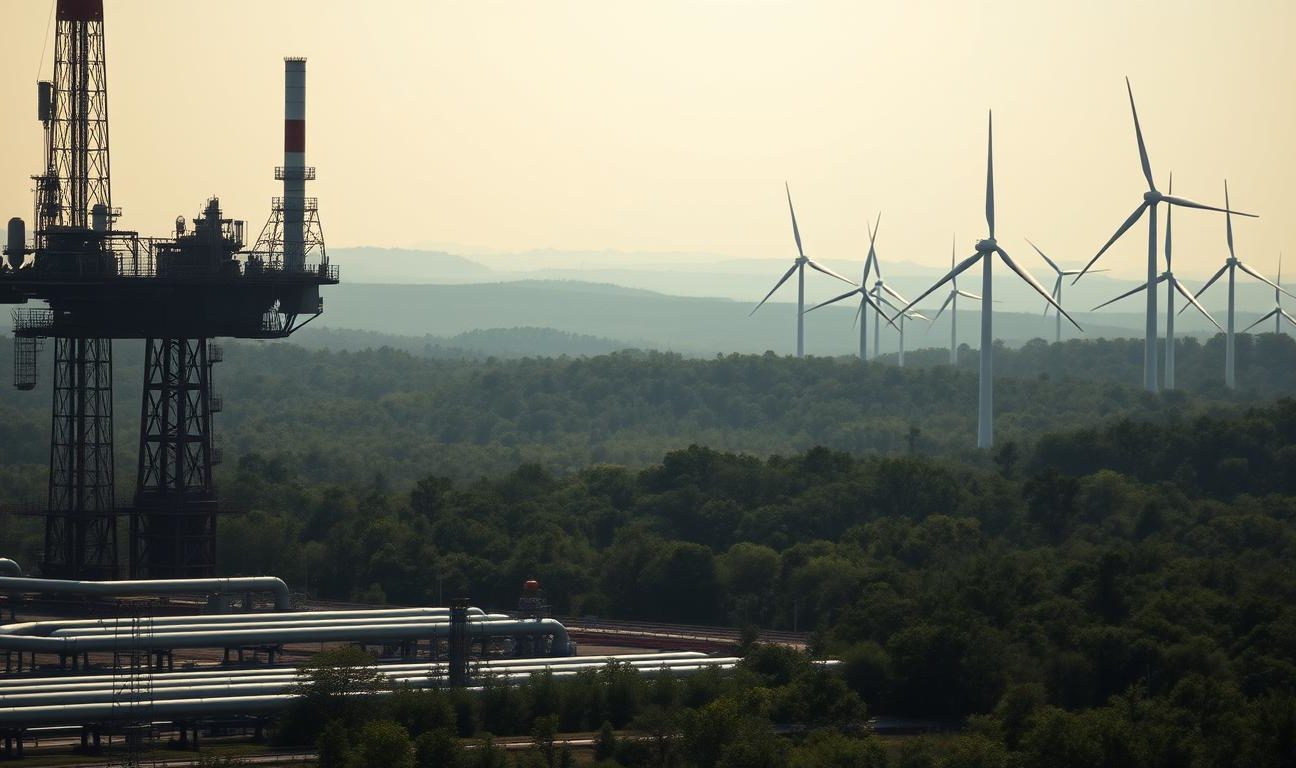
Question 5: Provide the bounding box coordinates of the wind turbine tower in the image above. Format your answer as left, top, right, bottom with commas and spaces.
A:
1090, 176, 1220, 389
1243, 254, 1296, 337
751, 184, 856, 357
1188, 182, 1283, 389
928, 236, 981, 365
1074, 79, 1251, 393
805, 215, 895, 357
1027, 240, 1097, 344
899, 113, 1079, 448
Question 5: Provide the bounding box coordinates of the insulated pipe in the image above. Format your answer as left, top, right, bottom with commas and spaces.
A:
0, 559, 20, 576
0, 618, 573, 656
0, 657, 739, 706
0, 576, 292, 611
1, 607, 485, 636
283, 57, 306, 271
46, 613, 511, 637
0, 652, 712, 693
0, 661, 743, 726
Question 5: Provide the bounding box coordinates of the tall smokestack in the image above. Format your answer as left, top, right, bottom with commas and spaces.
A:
283, 57, 306, 271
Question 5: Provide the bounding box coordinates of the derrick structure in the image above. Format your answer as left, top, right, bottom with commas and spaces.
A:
1, 0, 337, 579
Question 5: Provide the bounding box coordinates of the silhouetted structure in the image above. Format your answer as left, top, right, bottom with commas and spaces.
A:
1, 0, 336, 579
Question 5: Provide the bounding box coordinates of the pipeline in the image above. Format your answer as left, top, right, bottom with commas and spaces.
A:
0, 607, 486, 637
0, 652, 713, 695
0, 617, 573, 657
0, 657, 741, 726
0, 655, 733, 707
0, 576, 292, 611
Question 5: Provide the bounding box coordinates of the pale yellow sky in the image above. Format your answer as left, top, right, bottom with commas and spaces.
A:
1, 0, 1293, 281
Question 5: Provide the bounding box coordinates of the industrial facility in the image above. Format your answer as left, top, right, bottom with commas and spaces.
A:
1, 0, 336, 582
0, 3, 751, 761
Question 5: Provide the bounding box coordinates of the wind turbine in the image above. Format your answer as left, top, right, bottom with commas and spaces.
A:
750, 183, 857, 357
1027, 240, 1103, 344
1072, 78, 1253, 393
876, 298, 927, 367
860, 215, 908, 360
1186, 182, 1285, 389
927, 236, 981, 365
1090, 176, 1220, 390
804, 214, 896, 360
1243, 254, 1296, 336
897, 113, 1080, 448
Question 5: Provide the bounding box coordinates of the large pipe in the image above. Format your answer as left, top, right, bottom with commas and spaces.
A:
0, 652, 713, 694
0, 652, 712, 695
0, 559, 20, 576
0, 576, 292, 611
0, 617, 573, 657
2, 607, 485, 636
283, 57, 306, 271
0, 660, 745, 726
52, 613, 512, 637
1, 657, 735, 706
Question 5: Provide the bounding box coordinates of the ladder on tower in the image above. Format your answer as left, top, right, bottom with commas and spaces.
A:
111, 604, 154, 767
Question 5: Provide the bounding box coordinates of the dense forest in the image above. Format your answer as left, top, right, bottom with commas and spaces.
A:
207, 399, 1296, 766
0, 332, 1294, 498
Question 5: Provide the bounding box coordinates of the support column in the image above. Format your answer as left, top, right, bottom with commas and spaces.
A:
44, 337, 117, 579
132, 338, 218, 578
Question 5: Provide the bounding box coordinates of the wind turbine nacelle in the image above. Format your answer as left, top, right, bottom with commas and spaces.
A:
975, 238, 996, 253
1143, 190, 1162, 203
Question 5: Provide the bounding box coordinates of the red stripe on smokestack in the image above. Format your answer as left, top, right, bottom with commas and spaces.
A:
284, 120, 306, 153
58, 0, 104, 21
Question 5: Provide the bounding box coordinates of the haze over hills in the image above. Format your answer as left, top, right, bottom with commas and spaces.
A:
329, 245, 1287, 322
302, 279, 1272, 359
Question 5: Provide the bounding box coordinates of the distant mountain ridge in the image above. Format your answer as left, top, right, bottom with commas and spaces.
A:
308, 279, 1262, 358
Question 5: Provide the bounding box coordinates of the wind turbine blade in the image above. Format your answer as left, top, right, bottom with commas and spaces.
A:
1281, 309, 1296, 327
985, 111, 995, 239
1166, 194, 1254, 218
805, 259, 857, 287
1223, 180, 1237, 263
1126, 77, 1155, 191
1171, 278, 1221, 330
998, 247, 1083, 330
1043, 275, 1062, 317
928, 292, 955, 326
805, 287, 862, 313
950, 234, 959, 289
1073, 202, 1148, 284
871, 212, 883, 280
1091, 280, 1153, 311
908, 311, 929, 322
852, 300, 862, 329
1165, 178, 1174, 270
881, 284, 910, 305
1178, 265, 1228, 316
861, 290, 900, 329
1026, 238, 1062, 275
1237, 261, 1296, 298
863, 214, 881, 284
1163, 195, 1256, 219
749, 263, 799, 316
785, 183, 805, 260
897, 252, 985, 317
1242, 308, 1279, 334
957, 290, 982, 300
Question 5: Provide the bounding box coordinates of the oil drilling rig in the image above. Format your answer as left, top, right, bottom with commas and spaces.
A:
1, 0, 337, 580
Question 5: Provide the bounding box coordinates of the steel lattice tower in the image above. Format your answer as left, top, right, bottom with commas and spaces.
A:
3, 1, 337, 580
39, 0, 119, 579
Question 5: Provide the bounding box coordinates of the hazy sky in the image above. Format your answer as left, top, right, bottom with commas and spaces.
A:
1, 0, 1293, 281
